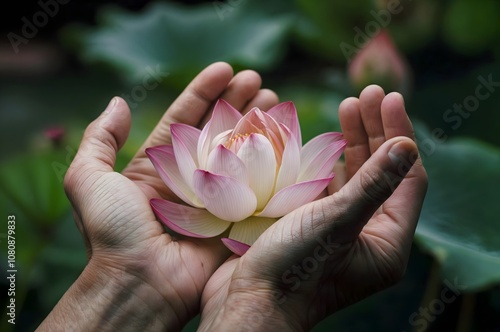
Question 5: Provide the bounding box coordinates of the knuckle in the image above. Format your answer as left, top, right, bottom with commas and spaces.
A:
358, 169, 390, 204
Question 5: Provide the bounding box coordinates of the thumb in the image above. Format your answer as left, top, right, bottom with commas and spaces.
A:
314, 136, 418, 240
64, 97, 131, 198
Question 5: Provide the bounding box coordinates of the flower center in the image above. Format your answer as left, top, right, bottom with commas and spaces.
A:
225, 133, 250, 153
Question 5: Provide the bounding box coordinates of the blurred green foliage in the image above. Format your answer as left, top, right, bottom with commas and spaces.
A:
1, 0, 499, 331
65, 0, 294, 89
416, 131, 500, 290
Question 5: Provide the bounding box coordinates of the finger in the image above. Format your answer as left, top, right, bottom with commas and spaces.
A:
373, 94, 427, 256
369, 154, 427, 255
381, 92, 415, 141
242, 88, 279, 113
65, 97, 131, 198
135, 62, 234, 156
380, 92, 427, 238
339, 97, 370, 180
359, 85, 386, 154
313, 137, 418, 241
202, 87, 279, 125
199, 70, 263, 125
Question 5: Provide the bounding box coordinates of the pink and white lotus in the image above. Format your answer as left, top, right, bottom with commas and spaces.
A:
146, 100, 346, 255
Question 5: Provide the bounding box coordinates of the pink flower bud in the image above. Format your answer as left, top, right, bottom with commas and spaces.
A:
43, 126, 65, 147
349, 30, 411, 94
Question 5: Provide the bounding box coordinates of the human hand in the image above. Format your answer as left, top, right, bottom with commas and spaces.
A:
198, 85, 428, 331
37, 62, 279, 331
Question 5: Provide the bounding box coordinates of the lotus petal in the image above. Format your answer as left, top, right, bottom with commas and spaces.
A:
227, 216, 276, 246
298, 133, 346, 182
274, 129, 300, 194
193, 170, 257, 222
207, 144, 249, 184
267, 101, 301, 145
170, 123, 200, 164
171, 125, 201, 190
258, 175, 334, 218
221, 238, 250, 256
237, 134, 277, 210
151, 198, 231, 237
198, 99, 242, 167
146, 146, 203, 207
230, 108, 284, 152
298, 139, 346, 182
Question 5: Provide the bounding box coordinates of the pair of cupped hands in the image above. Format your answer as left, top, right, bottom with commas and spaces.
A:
38, 62, 427, 332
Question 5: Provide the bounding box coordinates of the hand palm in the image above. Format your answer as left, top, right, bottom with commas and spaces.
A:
77, 165, 222, 299
64, 62, 280, 326
200, 86, 427, 331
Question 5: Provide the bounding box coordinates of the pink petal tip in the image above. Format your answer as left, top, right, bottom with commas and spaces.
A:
221, 238, 250, 256
150, 199, 210, 239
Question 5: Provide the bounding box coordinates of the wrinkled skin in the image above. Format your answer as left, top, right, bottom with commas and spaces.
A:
198, 86, 428, 331
38, 62, 280, 331
38, 62, 427, 332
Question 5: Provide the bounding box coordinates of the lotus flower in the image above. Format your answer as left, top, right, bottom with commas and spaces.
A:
146, 100, 346, 255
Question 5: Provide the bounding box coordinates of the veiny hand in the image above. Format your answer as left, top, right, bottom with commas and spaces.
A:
198, 85, 428, 331
37, 62, 279, 331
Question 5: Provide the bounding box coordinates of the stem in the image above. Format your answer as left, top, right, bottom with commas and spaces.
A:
412, 260, 442, 332
456, 293, 475, 332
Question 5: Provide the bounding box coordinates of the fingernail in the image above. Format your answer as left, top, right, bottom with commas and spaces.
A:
388, 142, 403, 164
388, 141, 416, 171
102, 97, 118, 115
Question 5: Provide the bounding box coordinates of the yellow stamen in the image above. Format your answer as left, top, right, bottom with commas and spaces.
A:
225, 133, 250, 148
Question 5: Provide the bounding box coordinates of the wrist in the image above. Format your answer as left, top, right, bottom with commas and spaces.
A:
199, 278, 305, 332
37, 257, 184, 331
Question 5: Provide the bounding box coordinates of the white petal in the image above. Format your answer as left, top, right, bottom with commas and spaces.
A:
170, 124, 201, 165
266, 101, 301, 145
197, 100, 241, 167
300, 132, 344, 164
299, 133, 345, 182
258, 175, 334, 218
298, 139, 346, 182
228, 216, 276, 246
193, 170, 257, 222
209, 129, 232, 152
211, 99, 243, 132
146, 146, 203, 207
207, 145, 248, 184
237, 133, 277, 210
150, 199, 231, 237
171, 125, 201, 190
274, 130, 300, 194
231, 108, 261, 136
